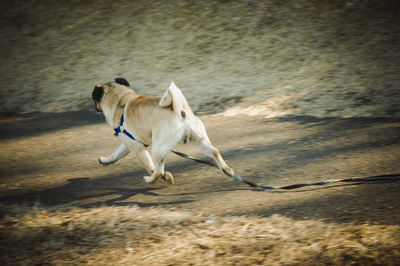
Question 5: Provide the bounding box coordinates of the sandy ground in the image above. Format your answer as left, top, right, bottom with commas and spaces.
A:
0, 111, 399, 264
1, 0, 400, 264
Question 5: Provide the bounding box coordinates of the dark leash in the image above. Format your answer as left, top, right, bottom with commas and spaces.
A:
172, 151, 400, 190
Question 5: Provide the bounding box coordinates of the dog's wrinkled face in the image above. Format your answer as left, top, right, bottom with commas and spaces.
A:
92, 78, 130, 112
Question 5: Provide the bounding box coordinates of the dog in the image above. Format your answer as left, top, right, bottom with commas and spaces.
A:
92, 78, 235, 184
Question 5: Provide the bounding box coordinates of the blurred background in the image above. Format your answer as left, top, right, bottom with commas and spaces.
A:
0, 0, 399, 117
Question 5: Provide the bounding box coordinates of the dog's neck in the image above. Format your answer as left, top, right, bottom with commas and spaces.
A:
102, 92, 136, 129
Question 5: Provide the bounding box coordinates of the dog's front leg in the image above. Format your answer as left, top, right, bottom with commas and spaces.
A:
99, 143, 130, 165
143, 143, 174, 184
133, 144, 154, 175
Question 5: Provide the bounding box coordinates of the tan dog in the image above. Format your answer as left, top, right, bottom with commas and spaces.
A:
92, 78, 235, 184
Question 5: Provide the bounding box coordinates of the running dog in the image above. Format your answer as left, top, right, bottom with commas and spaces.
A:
92, 78, 235, 184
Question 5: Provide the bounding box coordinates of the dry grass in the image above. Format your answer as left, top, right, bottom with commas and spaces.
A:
1, 205, 399, 265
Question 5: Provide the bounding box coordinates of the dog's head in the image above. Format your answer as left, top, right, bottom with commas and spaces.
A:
92, 77, 131, 113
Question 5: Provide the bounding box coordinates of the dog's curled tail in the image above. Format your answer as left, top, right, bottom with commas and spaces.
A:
159, 81, 192, 119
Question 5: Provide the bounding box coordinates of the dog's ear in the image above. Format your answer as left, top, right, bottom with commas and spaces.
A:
92, 85, 104, 102
115, 77, 130, 87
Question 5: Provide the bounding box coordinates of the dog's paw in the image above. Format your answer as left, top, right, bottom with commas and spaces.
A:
161, 172, 175, 185
99, 157, 113, 166
222, 167, 235, 178
143, 175, 157, 184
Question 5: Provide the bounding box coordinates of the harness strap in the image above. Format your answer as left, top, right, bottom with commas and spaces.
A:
122, 129, 136, 141
114, 114, 136, 141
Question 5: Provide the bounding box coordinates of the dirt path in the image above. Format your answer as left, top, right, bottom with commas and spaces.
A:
1, 112, 399, 222
0, 112, 399, 264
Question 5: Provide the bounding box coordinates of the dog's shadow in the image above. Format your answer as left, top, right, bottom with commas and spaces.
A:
0, 176, 193, 213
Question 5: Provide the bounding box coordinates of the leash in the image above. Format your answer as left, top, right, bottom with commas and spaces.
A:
172, 151, 400, 190
113, 115, 400, 190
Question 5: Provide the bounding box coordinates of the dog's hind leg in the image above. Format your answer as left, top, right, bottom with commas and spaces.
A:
195, 138, 235, 178
191, 119, 235, 178
99, 143, 130, 165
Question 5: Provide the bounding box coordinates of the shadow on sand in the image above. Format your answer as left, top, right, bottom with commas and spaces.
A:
0, 111, 104, 140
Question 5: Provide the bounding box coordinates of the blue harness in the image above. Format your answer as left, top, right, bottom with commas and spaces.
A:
114, 114, 137, 141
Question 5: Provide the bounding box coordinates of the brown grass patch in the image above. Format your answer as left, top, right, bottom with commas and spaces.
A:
1, 205, 399, 265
